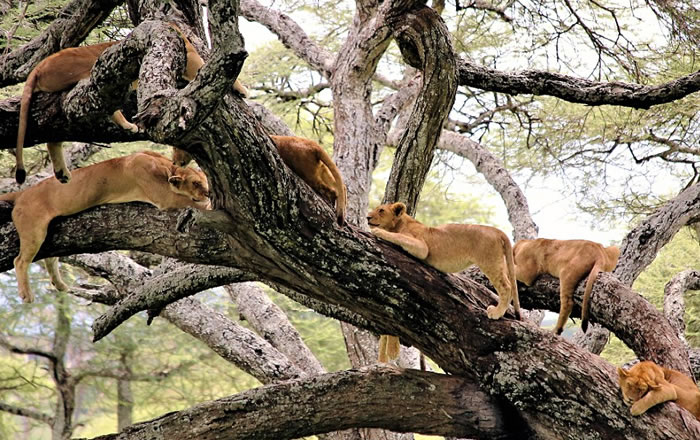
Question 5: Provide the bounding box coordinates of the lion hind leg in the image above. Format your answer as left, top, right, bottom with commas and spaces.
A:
47, 142, 72, 184
484, 266, 515, 320
14, 220, 50, 303
43, 257, 68, 291
377, 334, 401, 364
554, 276, 578, 335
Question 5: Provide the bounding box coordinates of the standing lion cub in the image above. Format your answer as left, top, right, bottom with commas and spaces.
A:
0, 151, 210, 303
618, 361, 700, 419
513, 238, 619, 335
367, 202, 521, 362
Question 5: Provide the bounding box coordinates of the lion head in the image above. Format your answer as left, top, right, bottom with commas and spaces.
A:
618, 362, 663, 406
367, 202, 407, 231
168, 167, 210, 205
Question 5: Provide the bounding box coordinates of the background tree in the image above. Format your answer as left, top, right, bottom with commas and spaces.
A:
0, 0, 699, 439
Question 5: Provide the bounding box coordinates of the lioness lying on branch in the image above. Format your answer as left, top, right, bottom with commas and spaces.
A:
367, 202, 521, 363
0, 151, 210, 303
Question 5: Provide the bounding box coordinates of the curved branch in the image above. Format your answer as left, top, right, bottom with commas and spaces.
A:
66, 253, 308, 383
89, 367, 518, 440
0, 402, 54, 425
92, 263, 253, 341
615, 183, 700, 286
458, 58, 700, 109
227, 283, 325, 376
439, 131, 538, 241
239, 0, 334, 75
383, 6, 457, 213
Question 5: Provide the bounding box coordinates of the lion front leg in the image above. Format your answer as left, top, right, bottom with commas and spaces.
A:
370, 228, 429, 260
630, 384, 678, 416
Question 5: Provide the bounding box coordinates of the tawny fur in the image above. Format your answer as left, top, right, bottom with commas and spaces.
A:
618, 361, 700, 419
0, 151, 210, 303
513, 238, 619, 335
368, 202, 521, 362
15, 25, 247, 185
172, 135, 347, 225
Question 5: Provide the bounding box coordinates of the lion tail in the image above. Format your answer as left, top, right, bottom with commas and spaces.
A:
581, 262, 602, 333
503, 235, 521, 320
316, 148, 346, 226
16, 70, 38, 184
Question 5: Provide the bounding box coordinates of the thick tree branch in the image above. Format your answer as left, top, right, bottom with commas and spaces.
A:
383, 6, 457, 213
86, 368, 519, 440
616, 182, 700, 286
664, 269, 700, 349
458, 58, 700, 109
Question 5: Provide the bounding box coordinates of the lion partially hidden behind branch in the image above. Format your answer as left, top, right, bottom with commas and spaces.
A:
0, 151, 210, 303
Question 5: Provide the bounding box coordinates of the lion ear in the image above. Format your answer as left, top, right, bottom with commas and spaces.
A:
168, 175, 184, 188
392, 202, 406, 217
618, 367, 628, 378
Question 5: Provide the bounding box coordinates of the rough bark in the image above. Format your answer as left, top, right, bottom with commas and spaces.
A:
616, 182, 700, 286
664, 269, 700, 349
382, 5, 457, 214
83, 368, 521, 440
2, 0, 699, 438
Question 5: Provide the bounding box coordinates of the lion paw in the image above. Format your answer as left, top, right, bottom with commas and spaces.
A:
55, 168, 72, 184
125, 122, 140, 133
19, 289, 34, 303
630, 403, 646, 416
486, 305, 504, 320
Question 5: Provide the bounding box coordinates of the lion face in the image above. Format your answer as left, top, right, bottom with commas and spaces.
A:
367, 202, 406, 231
168, 167, 210, 203
618, 367, 651, 406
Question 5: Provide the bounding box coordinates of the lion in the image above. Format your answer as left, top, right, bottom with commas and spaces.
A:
618, 361, 700, 419
513, 238, 619, 335
367, 201, 521, 363
172, 135, 347, 225
0, 151, 210, 303
15, 25, 247, 184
